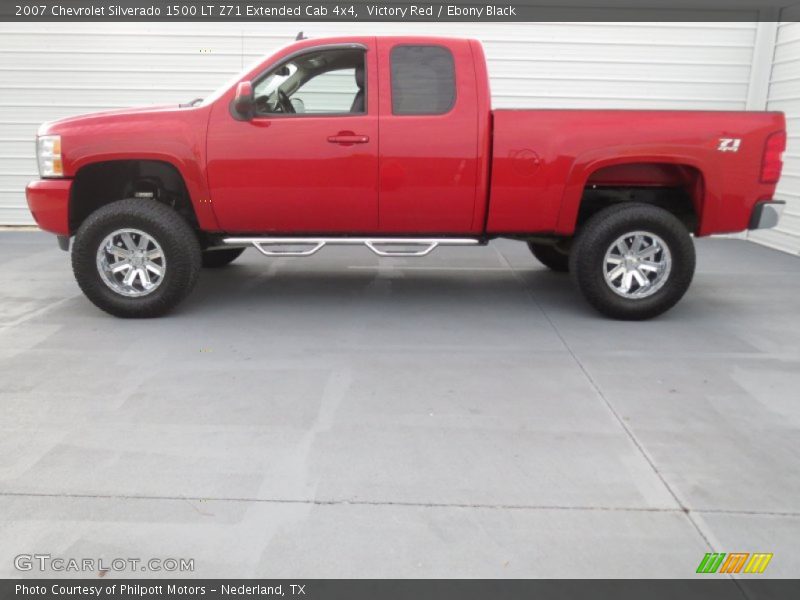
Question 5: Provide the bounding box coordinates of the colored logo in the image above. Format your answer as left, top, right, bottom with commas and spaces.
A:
696, 552, 773, 574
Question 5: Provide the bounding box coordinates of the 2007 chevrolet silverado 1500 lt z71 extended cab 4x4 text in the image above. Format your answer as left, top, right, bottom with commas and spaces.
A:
26, 36, 787, 319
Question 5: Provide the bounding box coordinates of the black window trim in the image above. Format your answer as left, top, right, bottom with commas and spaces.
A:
389, 43, 457, 117
237, 42, 369, 120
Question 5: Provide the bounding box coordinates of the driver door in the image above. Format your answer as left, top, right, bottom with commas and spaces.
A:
206, 42, 378, 233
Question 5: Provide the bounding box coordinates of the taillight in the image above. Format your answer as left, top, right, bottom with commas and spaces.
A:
761, 130, 786, 184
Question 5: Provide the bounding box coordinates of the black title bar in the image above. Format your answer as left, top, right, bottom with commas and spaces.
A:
1, 0, 795, 22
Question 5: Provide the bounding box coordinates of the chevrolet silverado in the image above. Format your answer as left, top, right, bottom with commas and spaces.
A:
26, 35, 787, 319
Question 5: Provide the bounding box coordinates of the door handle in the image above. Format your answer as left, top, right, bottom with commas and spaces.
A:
327, 133, 369, 145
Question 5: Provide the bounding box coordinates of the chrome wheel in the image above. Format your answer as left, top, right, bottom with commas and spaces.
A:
603, 231, 671, 299
96, 228, 166, 297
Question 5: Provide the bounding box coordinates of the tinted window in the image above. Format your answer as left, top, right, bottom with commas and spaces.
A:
390, 46, 455, 115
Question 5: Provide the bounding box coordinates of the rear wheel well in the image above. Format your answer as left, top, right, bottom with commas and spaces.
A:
577, 162, 703, 233
70, 160, 198, 233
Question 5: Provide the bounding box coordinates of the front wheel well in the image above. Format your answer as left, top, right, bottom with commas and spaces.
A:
70, 160, 198, 233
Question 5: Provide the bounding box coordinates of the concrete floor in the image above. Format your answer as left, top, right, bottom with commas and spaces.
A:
0, 231, 798, 578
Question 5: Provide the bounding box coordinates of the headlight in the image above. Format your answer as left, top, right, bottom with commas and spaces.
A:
37, 135, 63, 178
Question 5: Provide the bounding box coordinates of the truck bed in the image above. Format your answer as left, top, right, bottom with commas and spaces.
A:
487, 109, 785, 236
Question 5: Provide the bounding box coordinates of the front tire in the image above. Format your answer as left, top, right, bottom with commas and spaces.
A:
569, 203, 695, 320
72, 199, 201, 318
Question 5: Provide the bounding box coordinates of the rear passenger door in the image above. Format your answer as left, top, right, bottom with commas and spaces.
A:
377, 39, 481, 233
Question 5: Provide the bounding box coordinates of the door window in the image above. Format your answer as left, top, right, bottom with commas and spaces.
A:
253, 48, 366, 116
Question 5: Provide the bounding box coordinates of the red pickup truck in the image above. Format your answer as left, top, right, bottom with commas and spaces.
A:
26, 35, 786, 320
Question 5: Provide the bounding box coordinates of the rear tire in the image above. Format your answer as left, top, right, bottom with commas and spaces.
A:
569, 203, 695, 320
202, 247, 245, 268
72, 199, 201, 318
528, 242, 570, 272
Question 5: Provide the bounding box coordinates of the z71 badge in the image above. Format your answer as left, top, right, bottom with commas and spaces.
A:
718, 138, 742, 152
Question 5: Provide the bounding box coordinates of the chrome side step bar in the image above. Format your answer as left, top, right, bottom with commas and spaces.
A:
222, 237, 481, 258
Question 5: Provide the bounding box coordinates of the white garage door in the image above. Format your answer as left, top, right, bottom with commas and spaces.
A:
749, 15, 800, 255
0, 21, 762, 226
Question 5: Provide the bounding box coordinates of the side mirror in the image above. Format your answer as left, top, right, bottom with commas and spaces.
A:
233, 81, 254, 118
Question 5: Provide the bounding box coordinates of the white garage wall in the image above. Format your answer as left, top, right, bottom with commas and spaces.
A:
0, 21, 762, 227
749, 16, 800, 255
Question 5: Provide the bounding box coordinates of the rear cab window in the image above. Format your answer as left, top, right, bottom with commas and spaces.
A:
390, 45, 456, 115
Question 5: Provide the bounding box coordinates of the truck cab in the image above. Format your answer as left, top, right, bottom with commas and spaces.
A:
205, 36, 489, 234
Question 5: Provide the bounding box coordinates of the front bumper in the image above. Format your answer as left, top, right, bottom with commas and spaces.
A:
26, 179, 72, 236
749, 200, 785, 230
